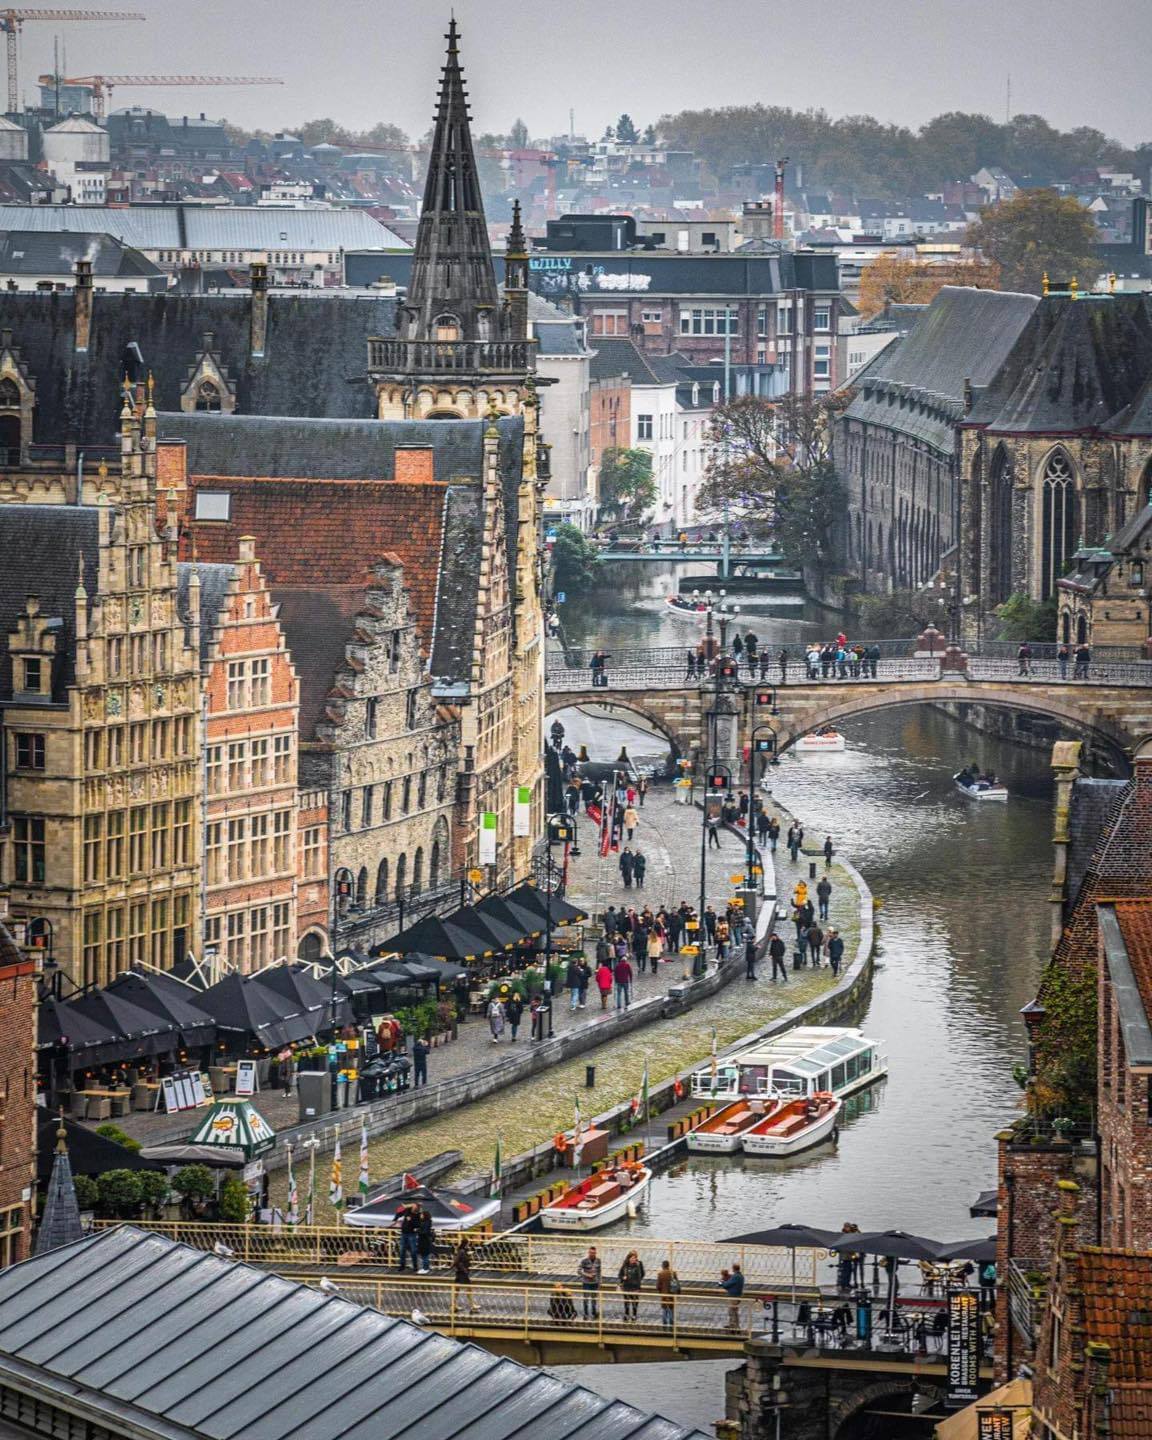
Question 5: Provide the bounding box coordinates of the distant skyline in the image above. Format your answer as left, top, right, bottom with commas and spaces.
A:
19, 0, 1152, 150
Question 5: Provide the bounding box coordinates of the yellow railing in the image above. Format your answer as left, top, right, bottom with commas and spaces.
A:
101, 1220, 823, 1289
284, 1272, 771, 1348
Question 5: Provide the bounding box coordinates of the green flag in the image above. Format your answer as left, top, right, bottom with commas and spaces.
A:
489, 1135, 503, 1198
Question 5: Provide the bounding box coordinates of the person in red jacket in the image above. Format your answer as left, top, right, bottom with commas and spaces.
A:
613, 953, 633, 1010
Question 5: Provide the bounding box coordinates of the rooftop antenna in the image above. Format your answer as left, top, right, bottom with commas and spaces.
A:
52, 33, 58, 117
569, 106, 574, 141
1005, 73, 1011, 125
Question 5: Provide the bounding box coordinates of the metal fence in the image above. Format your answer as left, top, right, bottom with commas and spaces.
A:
97, 1221, 821, 1289
966, 656, 1152, 687
1007, 1258, 1044, 1348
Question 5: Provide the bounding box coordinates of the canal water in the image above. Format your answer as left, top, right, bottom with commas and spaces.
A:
551, 562, 1054, 1431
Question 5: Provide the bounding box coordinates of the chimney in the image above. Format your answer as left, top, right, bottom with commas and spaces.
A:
249, 261, 268, 357
74, 258, 92, 351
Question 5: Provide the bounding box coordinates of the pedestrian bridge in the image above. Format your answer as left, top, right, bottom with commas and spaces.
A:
545, 644, 1152, 763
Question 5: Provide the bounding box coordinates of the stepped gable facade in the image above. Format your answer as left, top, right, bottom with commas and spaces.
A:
958, 291, 1152, 633
835, 285, 1038, 593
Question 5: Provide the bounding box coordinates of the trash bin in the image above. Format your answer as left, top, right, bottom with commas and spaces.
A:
585, 1064, 595, 1089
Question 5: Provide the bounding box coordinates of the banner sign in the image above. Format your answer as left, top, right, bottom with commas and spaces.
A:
161, 1068, 207, 1113
946, 1289, 981, 1406
479, 811, 497, 864
235, 1059, 258, 1097
977, 1413, 1014, 1440
513, 785, 532, 838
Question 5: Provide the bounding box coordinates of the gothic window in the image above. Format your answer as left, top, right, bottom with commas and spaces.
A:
298, 932, 323, 964
989, 447, 1014, 603
412, 846, 424, 894
394, 853, 407, 901
0, 376, 23, 460
1077, 612, 1088, 645
355, 866, 368, 907
194, 380, 222, 413
0, 378, 19, 407
1062, 610, 1071, 644
1041, 449, 1078, 600
374, 858, 389, 906
434, 313, 460, 341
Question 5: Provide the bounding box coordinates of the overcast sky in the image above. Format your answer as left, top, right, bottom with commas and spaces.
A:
22, 0, 1152, 146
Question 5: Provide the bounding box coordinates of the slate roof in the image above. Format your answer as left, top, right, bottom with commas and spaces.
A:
589, 337, 691, 386
845, 286, 1039, 453
0, 504, 99, 701
535, 320, 584, 355
33, 1132, 83, 1256
966, 293, 1152, 436
1066, 777, 1129, 910
0, 230, 162, 281
0, 290, 399, 447
0, 1227, 710, 1440
176, 561, 236, 663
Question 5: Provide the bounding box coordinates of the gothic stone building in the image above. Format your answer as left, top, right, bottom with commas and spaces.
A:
959, 291, 1152, 639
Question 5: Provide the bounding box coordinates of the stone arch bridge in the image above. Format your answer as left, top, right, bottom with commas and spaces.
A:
545, 649, 1152, 767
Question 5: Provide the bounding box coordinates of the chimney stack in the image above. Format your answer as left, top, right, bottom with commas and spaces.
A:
74, 258, 92, 352
249, 261, 268, 357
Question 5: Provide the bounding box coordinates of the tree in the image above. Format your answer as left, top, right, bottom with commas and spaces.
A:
772, 459, 847, 573
642, 124, 656, 145
855, 590, 933, 639
966, 190, 1101, 294
360, 122, 409, 150
598, 447, 656, 519
994, 592, 1058, 642
615, 113, 639, 145
217, 1175, 251, 1223
550, 525, 600, 596
137, 1171, 171, 1216
73, 1174, 99, 1212
857, 254, 1001, 319
96, 1169, 143, 1218
508, 117, 529, 150
172, 1163, 215, 1213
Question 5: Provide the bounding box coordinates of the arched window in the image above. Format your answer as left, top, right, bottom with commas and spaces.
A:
429, 817, 448, 890
374, 858, 389, 906
334, 867, 354, 914
429, 838, 441, 890
0, 377, 21, 459
989, 446, 1014, 603
1076, 612, 1088, 644
0, 378, 19, 408
412, 847, 424, 895
355, 866, 368, 907
1061, 610, 1071, 644
194, 380, 222, 413
1041, 449, 1078, 600
434, 313, 460, 341
298, 932, 323, 964
394, 853, 407, 901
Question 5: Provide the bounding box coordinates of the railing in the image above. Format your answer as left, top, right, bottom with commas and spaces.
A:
1007, 1258, 1045, 1348
366, 338, 532, 373
95, 1221, 821, 1289
979, 640, 1151, 665
966, 656, 1152, 688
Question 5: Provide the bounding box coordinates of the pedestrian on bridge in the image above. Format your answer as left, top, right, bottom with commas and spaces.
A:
397, 1204, 421, 1272
1017, 642, 1032, 676
454, 1236, 478, 1314
778, 647, 790, 683
769, 931, 788, 983
720, 1264, 745, 1331
656, 1260, 680, 1326
866, 643, 880, 678
1074, 642, 1091, 679
759, 649, 772, 680
1058, 643, 1070, 679
578, 1247, 602, 1319
618, 1251, 646, 1323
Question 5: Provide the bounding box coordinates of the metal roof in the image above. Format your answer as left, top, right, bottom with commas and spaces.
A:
0, 1227, 711, 1440
0, 204, 408, 252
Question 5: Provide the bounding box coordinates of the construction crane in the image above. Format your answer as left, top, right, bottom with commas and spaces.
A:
51, 73, 283, 119
0, 10, 143, 113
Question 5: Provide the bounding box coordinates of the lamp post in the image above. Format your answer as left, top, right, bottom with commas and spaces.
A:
746, 721, 778, 892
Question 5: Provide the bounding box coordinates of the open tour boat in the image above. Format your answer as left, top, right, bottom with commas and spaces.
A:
665, 594, 712, 620
953, 770, 1008, 801
741, 1092, 842, 1157
685, 1096, 781, 1154
538, 1160, 652, 1231
690, 1026, 887, 1105
795, 728, 847, 753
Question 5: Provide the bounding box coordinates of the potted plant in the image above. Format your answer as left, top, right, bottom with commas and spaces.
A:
172, 1163, 215, 1218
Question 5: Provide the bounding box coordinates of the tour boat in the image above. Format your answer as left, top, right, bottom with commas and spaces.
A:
685, 1096, 782, 1154
741, 1092, 842, 1157
690, 1026, 887, 1105
538, 1161, 652, 1231
665, 594, 712, 619
953, 771, 1008, 801
795, 728, 847, 753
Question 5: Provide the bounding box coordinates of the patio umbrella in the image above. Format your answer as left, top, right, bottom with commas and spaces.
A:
381, 912, 493, 961
445, 903, 522, 953
38, 996, 122, 1064
723, 1223, 842, 1300
473, 892, 545, 943
935, 1236, 997, 1264
104, 970, 216, 1049
969, 1189, 998, 1217
403, 954, 468, 984
831, 1229, 944, 1326
386, 957, 443, 987
199, 972, 316, 1050
503, 882, 587, 928
251, 964, 351, 1033
66, 989, 180, 1059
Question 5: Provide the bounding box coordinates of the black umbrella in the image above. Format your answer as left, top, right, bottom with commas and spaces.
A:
724, 1223, 842, 1249
445, 903, 522, 953
104, 970, 216, 1048
199, 972, 316, 1050
66, 990, 180, 1059
969, 1189, 998, 1218
387, 958, 443, 986
473, 892, 545, 943
37, 996, 120, 1058
504, 882, 588, 928
935, 1236, 997, 1264
381, 912, 493, 961
828, 1229, 943, 1261
251, 964, 351, 1032
404, 953, 468, 983
36, 1113, 163, 1185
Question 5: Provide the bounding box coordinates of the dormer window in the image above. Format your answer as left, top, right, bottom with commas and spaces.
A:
1132, 560, 1144, 587
195, 380, 222, 413
21, 657, 42, 693
434, 313, 461, 341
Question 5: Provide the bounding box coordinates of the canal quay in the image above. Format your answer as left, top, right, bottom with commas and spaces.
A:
534, 562, 1056, 1426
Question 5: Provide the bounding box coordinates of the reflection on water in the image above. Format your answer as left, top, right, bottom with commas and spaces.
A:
556, 703, 1053, 1429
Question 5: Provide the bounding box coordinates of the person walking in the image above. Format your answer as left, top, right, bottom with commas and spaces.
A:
578, 1246, 602, 1320
618, 1250, 645, 1323
759, 648, 771, 680
529, 993, 545, 1042
1017, 641, 1032, 676
756, 809, 769, 846
638, 776, 649, 807
797, 920, 812, 966
619, 847, 635, 889
769, 930, 788, 983
867, 642, 880, 679
685, 649, 698, 681
827, 929, 844, 976
744, 935, 758, 980
454, 1235, 478, 1313
614, 952, 633, 1009
647, 925, 664, 971
703, 905, 717, 945
706, 811, 721, 849
816, 875, 832, 921
1057, 643, 1070, 680
595, 959, 613, 1010
778, 647, 789, 683
823, 835, 834, 866
1074, 642, 1091, 679
565, 957, 583, 1012
787, 825, 800, 863
577, 957, 591, 1008
277, 1046, 294, 1098
412, 1035, 429, 1087
623, 803, 639, 841
720, 1264, 745, 1331
656, 1259, 679, 1327
397, 1203, 421, 1272
808, 922, 825, 968
505, 991, 524, 1042
768, 816, 780, 853
416, 1205, 435, 1275
715, 914, 730, 960
633, 850, 647, 890
487, 995, 505, 1043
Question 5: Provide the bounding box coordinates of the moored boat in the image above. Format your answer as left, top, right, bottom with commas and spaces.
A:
685, 1096, 781, 1154
690, 1026, 887, 1105
741, 1092, 842, 1157
538, 1160, 651, 1231
953, 770, 1008, 801
795, 728, 847, 753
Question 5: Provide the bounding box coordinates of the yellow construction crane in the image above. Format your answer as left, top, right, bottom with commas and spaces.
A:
51, 73, 283, 119
0, 9, 143, 113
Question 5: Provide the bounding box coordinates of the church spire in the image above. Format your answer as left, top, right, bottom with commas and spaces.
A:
401, 17, 499, 342
35, 1114, 83, 1255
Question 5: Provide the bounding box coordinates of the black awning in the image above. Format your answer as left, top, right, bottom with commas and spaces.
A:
104, 970, 216, 1049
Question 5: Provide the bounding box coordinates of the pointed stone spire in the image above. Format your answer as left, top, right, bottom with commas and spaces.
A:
504, 199, 529, 341
35, 1114, 84, 1255
400, 16, 499, 344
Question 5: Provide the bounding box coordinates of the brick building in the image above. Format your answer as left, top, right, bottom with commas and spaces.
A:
0, 914, 37, 1268
1056, 502, 1152, 651
179, 540, 300, 972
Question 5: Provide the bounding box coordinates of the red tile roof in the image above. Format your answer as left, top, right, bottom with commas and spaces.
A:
1077, 1247, 1152, 1385
183, 477, 450, 737
1113, 900, 1152, 1025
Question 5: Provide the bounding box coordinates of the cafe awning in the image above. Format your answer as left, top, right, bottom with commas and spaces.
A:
379, 912, 497, 962
199, 973, 319, 1050
186, 1098, 275, 1159
37, 997, 123, 1065
104, 969, 216, 1049
250, 964, 352, 1033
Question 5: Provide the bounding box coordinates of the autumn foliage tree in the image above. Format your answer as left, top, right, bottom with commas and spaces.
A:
965, 190, 1101, 294
857, 254, 1001, 319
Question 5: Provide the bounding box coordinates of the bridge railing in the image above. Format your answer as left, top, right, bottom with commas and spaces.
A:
966, 656, 1152, 687
979, 640, 1151, 664
94, 1220, 821, 1289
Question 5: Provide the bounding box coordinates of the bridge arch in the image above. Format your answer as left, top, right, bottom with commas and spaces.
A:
544, 693, 691, 762
829, 1377, 947, 1439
